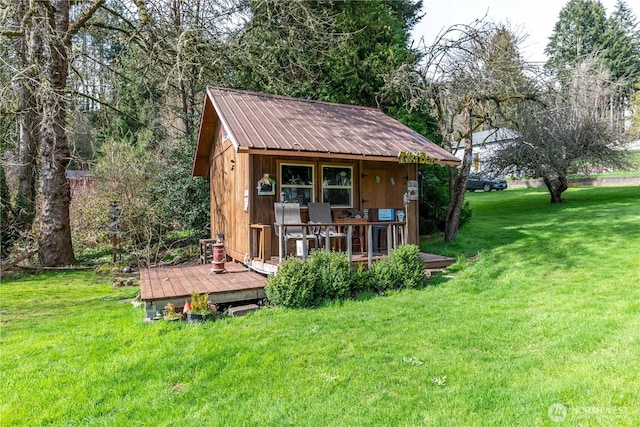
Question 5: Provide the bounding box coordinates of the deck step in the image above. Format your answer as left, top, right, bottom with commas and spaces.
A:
419, 252, 456, 270
227, 304, 260, 317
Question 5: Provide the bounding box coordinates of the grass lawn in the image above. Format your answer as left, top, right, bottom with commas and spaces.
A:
1, 186, 639, 426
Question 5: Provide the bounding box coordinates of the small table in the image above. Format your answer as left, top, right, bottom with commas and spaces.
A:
199, 239, 217, 264
335, 218, 367, 253
250, 224, 272, 262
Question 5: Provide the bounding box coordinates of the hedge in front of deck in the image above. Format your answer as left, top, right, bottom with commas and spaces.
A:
265, 245, 427, 308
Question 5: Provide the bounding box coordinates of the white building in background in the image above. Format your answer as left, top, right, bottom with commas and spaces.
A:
451, 128, 520, 174
452, 128, 639, 176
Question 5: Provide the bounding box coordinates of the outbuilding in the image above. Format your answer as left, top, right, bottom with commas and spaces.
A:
192, 87, 460, 271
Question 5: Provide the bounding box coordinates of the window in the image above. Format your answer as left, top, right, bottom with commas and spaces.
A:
280, 163, 314, 206
322, 165, 353, 207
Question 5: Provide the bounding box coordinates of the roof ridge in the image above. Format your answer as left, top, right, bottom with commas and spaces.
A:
206, 86, 380, 112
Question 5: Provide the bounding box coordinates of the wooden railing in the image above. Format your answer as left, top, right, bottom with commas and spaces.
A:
275, 220, 407, 266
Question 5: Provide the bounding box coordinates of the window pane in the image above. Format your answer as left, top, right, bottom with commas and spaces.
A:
323, 188, 352, 206
322, 165, 352, 207
280, 163, 314, 206
283, 187, 312, 205
322, 166, 351, 186
282, 165, 313, 186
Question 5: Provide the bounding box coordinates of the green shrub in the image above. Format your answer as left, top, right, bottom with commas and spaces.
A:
369, 245, 426, 292
265, 260, 314, 308
265, 250, 357, 308
418, 164, 473, 234
266, 246, 428, 307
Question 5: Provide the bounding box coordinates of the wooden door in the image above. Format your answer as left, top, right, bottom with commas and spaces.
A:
360, 163, 407, 209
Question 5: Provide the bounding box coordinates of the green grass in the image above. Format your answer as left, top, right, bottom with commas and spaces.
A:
2, 186, 639, 426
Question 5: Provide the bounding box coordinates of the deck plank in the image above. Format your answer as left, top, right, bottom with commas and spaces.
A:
159, 270, 174, 299
186, 265, 215, 293
139, 269, 152, 300
170, 266, 191, 296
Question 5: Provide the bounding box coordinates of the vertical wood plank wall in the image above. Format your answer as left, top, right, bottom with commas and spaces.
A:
209, 129, 251, 262
248, 155, 419, 258
208, 132, 421, 261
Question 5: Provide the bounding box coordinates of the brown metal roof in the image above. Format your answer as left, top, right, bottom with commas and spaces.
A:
193, 87, 460, 176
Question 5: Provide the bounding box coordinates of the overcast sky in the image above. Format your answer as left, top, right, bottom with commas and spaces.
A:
411, 0, 639, 63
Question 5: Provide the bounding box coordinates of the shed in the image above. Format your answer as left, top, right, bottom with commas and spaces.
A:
192, 87, 460, 268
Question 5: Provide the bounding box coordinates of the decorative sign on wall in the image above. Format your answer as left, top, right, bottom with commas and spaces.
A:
257, 174, 275, 195
408, 180, 419, 200
398, 151, 436, 164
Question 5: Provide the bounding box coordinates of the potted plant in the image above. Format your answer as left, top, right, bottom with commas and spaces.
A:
184, 292, 211, 323
163, 302, 182, 321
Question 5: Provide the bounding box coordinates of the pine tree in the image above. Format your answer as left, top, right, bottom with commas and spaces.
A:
546, 0, 640, 89
604, 0, 640, 91
237, 0, 422, 109
545, 0, 608, 72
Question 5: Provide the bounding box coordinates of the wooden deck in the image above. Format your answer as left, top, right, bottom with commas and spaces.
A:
139, 262, 267, 313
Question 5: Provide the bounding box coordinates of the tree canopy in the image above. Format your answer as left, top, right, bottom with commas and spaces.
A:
545, 0, 640, 93
237, 0, 422, 109
1, 0, 434, 263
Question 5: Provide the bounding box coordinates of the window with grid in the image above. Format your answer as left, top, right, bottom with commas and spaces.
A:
321, 165, 352, 207
280, 163, 314, 206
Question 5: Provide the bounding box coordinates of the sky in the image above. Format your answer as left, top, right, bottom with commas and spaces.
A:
411, 0, 639, 63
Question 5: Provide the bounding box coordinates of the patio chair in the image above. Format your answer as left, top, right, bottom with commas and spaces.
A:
274, 203, 317, 256
308, 203, 346, 250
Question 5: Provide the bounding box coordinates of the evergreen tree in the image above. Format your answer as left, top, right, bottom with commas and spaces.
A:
546, 0, 640, 89
237, 0, 422, 109
604, 0, 640, 91
545, 0, 609, 73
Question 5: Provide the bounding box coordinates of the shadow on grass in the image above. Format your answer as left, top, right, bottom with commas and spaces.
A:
422, 186, 640, 271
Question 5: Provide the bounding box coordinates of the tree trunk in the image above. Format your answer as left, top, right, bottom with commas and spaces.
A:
15, 14, 43, 231
444, 104, 473, 243
38, 1, 75, 266
542, 175, 567, 204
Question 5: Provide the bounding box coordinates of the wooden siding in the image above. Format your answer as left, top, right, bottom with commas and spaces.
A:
209, 128, 251, 262
361, 161, 419, 244
246, 155, 419, 257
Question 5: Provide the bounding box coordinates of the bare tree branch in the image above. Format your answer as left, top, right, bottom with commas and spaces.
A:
66, 1, 106, 43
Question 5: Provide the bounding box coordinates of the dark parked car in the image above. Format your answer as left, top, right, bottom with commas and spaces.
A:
466, 173, 508, 192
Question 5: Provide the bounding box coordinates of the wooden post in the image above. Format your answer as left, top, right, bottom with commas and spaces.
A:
278, 224, 284, 263
112, 233, 117, 263
347, 225, 353, 264
367, 224, 373, 266
302, 225, 308, 261
324, 226, 330, 251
